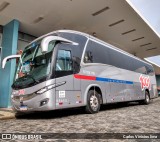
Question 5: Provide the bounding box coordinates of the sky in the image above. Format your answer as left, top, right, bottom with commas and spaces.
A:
126, 0, 160, 38
145, 55, 160, 68
126, 0, 160, 67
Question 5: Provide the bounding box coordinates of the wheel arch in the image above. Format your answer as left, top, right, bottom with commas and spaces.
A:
145, 89, 150, 98
83, 84, 104, 105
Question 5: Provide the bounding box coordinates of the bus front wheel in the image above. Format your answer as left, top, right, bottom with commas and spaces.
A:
85, 90, 101, 114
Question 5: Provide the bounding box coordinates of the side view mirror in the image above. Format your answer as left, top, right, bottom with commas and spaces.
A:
41, 36, 79, 54
2, 55, 22, 69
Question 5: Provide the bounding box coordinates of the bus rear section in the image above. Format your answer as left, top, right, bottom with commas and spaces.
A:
79, 38, 157, 114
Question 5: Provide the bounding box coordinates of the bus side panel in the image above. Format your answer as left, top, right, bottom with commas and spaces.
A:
55, 75, 83, 109
79, 65, 110, 105
132, 82, 144, 100
105, 66, 142, 103
149, 75, 158, 98
79, 64, 157, 104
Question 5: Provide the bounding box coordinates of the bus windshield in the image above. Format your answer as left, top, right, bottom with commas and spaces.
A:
12, 40, 56, 89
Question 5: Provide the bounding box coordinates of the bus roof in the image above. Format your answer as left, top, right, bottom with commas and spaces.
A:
29, 29, 153, 67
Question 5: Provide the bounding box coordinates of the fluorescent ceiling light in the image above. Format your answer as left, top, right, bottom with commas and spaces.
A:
92, 6, 109, 16
0, 2, 10, 12
121, 29, 136, 35
146, 47, 157, 51
132, 37, 144, 42
140, 43, 152, 47
109, 19, 125, 27
33, 16, 44, 24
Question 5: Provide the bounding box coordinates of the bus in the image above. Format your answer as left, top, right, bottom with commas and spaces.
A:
2, 30, 158, 115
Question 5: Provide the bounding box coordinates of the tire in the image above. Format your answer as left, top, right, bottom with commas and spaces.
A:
140, 91, 150, 105
85, 90, 101, 114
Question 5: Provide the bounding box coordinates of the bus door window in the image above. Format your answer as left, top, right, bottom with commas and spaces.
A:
55, 49, 76, 108
55, 50, 73, 78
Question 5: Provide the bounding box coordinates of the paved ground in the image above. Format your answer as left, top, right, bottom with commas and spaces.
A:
0, 97, 160, 142
0, 108, 15, 120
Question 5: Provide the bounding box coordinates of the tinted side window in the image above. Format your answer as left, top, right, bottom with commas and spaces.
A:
84, 40, 154, 75
84, 40, 109, 64
59, 32, 87, 59
130, 59, 147, 74
106, 50, 150, 74
107, 48, 126, 69
145, 64, 154, 75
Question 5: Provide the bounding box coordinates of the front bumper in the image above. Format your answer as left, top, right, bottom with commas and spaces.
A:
11, 89, 55, 112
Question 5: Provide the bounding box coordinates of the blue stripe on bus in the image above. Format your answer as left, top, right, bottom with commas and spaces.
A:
96, 77, 133, 84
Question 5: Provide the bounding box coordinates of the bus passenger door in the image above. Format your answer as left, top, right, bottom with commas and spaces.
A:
55, 48, 77, 108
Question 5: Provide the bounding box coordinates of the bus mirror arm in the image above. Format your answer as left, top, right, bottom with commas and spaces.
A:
41, 36, 79, 54
2, 55, 22, 69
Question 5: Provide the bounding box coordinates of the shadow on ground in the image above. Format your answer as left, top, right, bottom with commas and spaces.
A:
16, 101, 144, 119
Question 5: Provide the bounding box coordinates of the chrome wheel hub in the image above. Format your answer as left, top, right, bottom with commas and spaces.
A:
146, 95, 149, 103
90, 95, 99, 111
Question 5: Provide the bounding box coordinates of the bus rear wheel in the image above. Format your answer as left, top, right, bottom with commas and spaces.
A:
139, 91, 150, 105
85, 90, 101, 114
143, 91, 150, 105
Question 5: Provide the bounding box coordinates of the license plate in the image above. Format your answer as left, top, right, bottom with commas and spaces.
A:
20, 105, 28, 111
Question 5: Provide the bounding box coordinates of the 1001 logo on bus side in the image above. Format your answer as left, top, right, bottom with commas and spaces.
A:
139, 75, 151, 91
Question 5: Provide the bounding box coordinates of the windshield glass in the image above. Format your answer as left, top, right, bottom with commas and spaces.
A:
12, 40, 56, 89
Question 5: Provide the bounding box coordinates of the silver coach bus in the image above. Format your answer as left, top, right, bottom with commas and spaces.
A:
2, 30, 158, 115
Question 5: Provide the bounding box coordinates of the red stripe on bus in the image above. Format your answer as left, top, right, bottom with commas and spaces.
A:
74, 74, 96, 80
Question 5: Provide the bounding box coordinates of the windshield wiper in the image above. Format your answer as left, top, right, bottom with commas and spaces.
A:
27, 74, 39, 83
